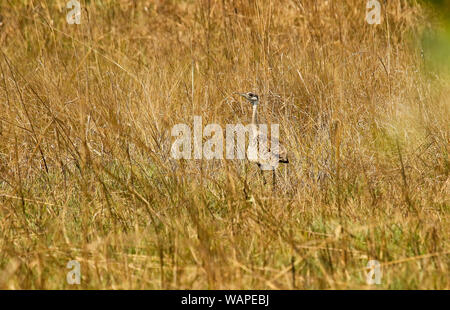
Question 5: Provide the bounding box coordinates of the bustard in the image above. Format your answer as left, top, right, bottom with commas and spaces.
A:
237, 92, 289, 188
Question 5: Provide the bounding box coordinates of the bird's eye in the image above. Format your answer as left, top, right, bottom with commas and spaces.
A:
248, 92, 254, 97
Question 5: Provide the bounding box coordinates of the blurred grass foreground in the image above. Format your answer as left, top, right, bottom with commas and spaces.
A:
0, 1, 448, 289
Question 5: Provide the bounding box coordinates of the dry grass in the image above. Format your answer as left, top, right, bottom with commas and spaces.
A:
0, 0, 448, 289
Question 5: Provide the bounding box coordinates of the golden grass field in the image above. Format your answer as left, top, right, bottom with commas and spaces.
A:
0, 0, 448, 289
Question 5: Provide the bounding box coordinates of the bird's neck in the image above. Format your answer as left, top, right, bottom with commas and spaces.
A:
252, 103, 258, 125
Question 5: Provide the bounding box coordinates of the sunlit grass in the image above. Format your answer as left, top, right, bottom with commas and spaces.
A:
0, 0, 448, 289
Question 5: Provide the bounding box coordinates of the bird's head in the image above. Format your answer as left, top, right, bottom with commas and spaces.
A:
238, 92, 259, 105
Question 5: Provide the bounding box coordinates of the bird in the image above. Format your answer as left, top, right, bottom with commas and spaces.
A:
237, 92, 289, 188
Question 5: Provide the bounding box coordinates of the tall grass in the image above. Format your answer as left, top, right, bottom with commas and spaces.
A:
0, 0, 448, 289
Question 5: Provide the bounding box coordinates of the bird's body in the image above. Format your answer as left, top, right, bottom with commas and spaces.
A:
249, 128, 288, 169
238, 92, 289, 187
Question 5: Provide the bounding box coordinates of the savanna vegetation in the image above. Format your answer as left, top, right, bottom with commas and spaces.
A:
0, 0, 448, 289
